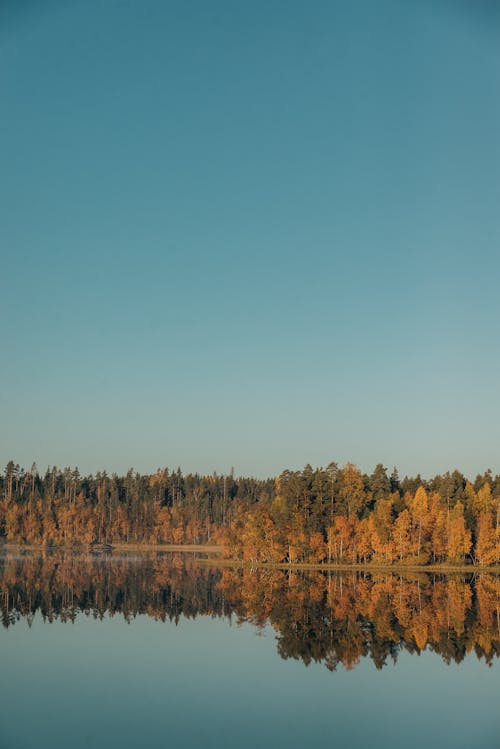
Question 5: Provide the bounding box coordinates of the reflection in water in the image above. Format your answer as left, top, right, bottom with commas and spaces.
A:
1, 551, 498, 671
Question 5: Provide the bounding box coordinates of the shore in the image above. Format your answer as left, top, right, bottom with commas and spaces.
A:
195, 558, 500, 574
1, 541, 499, 573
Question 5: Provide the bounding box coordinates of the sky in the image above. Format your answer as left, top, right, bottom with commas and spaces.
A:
1, 0, 500, 479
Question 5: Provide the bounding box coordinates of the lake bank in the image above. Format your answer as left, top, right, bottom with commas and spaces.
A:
1, 541, 498, 573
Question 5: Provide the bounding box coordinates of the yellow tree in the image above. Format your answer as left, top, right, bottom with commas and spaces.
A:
392, 510, 412, 562
447, 502, 471, 563
338, 463, 366, 518
354, 517, 373, 563
411, 487, 429, 559
286, 508, 308, 563
472, 483, 492, 519
370, 499, 395, 562
431, 508, 448, 563
475, 511, 497, 566
308, 531, 327, 563
261, 510, 284, 563
334, 515, 353, 561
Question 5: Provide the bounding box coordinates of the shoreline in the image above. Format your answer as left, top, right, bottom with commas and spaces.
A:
195, 558, 500, 574
0, 542, 223, 555
0, 542, 498, 573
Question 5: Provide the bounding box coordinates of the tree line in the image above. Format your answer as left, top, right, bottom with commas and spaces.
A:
0, 460, 499, 565
0, 460, 273, 546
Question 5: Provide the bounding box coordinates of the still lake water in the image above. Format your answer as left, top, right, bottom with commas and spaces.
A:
0, 551, 498, 749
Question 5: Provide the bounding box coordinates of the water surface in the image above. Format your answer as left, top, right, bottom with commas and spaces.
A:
0, 551, 498, 749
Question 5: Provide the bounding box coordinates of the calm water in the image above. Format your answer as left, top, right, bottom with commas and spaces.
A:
0, 551, 498, 749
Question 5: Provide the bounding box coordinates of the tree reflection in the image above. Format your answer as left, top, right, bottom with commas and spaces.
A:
1, 551, 498, 671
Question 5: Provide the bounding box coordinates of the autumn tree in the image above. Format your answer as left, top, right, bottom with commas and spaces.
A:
475, 511, 497, 566
337, 463, 366, 518
447, 502, 472, 563
392, 509, 412, 562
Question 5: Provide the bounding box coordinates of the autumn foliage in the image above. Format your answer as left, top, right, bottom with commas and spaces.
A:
221, 465, 498, 566
1, 461, 499, 566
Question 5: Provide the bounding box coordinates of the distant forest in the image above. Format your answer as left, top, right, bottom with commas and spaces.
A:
0, 461, 499, 566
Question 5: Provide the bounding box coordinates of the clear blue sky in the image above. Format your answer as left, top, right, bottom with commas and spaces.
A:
1, 0, 499, 479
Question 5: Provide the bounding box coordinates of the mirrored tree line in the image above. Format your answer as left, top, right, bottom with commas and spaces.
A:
1, 461, 499, 565
0, 552, 498, 671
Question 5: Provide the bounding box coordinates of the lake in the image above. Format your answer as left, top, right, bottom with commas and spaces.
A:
0, 550, 498, 749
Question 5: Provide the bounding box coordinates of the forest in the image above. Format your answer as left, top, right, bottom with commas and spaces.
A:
1, 551, 498, 670
0, 460, 499, 566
